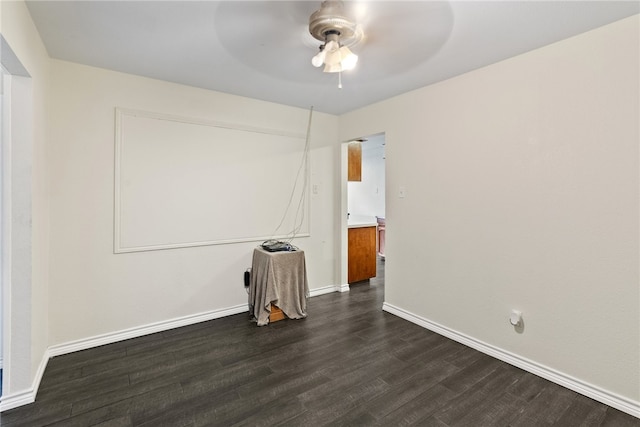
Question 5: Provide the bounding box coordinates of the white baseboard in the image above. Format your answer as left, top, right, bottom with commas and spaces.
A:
0, 349, 49, 412
382, 302, 640, 419
337, 283, 350, 292
1, 388, 35, 412
48, 303, 249, 358
309, 285, 340, 297
45, 285, 345, 357
47, 287, 343, 358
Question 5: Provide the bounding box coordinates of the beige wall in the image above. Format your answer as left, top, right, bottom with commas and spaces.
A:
47, 60, 340, 345
341, 15, 639, 406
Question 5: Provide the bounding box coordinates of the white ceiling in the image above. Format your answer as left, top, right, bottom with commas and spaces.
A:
25, 1, 639, 115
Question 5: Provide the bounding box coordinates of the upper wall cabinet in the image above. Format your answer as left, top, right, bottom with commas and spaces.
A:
348, 141, 362, 182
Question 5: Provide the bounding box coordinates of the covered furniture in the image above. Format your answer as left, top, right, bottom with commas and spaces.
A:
249, 247, 309, 326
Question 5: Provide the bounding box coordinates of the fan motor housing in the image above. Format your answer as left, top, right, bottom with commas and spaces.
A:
309, 0, 358, 43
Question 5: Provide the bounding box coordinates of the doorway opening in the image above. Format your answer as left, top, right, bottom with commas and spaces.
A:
343, 133, 386, 290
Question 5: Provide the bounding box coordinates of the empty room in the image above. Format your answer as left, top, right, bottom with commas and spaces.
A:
0, 1, 638, 425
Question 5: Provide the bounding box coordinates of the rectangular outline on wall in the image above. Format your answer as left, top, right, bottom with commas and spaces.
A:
114, 108, 310, 254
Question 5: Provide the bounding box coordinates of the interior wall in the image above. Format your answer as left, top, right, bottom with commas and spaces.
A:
0, 0, 50, 397
340, 15, 639, 405
47, 59, 339, 346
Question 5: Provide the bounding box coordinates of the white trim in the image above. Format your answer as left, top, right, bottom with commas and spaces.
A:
48, 304, 249, 358
382, 302, 640, 419
309, 284, 341, 297
116, 108, 307, 140
0, 67, 3, 380
0, 69, 13, 401
0, 68, 10, 399
113, 107, 310, 254
47, 288, 342, 358
339, 142, 349, 289
337, 283, 350, 293
45, 285, 344, 357
0, 388, 34, 412
0, 349, 48, 412
113, 234, 313, 255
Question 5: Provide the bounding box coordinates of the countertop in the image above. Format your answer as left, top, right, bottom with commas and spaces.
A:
348, 215, 378, 229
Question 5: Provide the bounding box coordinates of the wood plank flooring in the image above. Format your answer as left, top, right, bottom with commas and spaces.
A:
1, 259, 638, 426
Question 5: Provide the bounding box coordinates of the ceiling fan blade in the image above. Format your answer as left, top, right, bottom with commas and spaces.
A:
214, 1, 454, 83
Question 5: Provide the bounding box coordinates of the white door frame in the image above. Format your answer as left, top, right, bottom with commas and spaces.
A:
0, 34, 33, 409
0, 65, 4, 377
1, 60, 12, 401
339, 133, 386, 293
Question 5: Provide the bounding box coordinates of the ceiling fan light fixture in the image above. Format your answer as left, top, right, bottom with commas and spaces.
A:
311, 49, 327, 67
312, 39, 339, 67
323, 63, 342, 73
321, 45, 357, 73
309, 1, 361, 75
338, 46, 358, 70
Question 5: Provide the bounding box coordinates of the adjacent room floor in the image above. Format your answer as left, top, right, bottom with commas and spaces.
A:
0, 258, 637, 426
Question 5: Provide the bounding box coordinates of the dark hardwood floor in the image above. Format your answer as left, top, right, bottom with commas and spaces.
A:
1, 259, 638, 426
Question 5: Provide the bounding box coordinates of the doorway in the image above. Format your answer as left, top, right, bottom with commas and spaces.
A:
343, 133, 386, 289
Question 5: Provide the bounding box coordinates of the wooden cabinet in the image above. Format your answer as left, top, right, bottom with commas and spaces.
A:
348, 226, 377, 283
348, 141, 362, 181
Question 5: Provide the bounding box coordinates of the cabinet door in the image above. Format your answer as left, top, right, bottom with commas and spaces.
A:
348, 226, 377, 283
348, 141, 362, 182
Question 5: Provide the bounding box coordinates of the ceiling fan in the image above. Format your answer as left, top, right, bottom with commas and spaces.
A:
308, 0, 363, 74
213, 1, 454, 88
